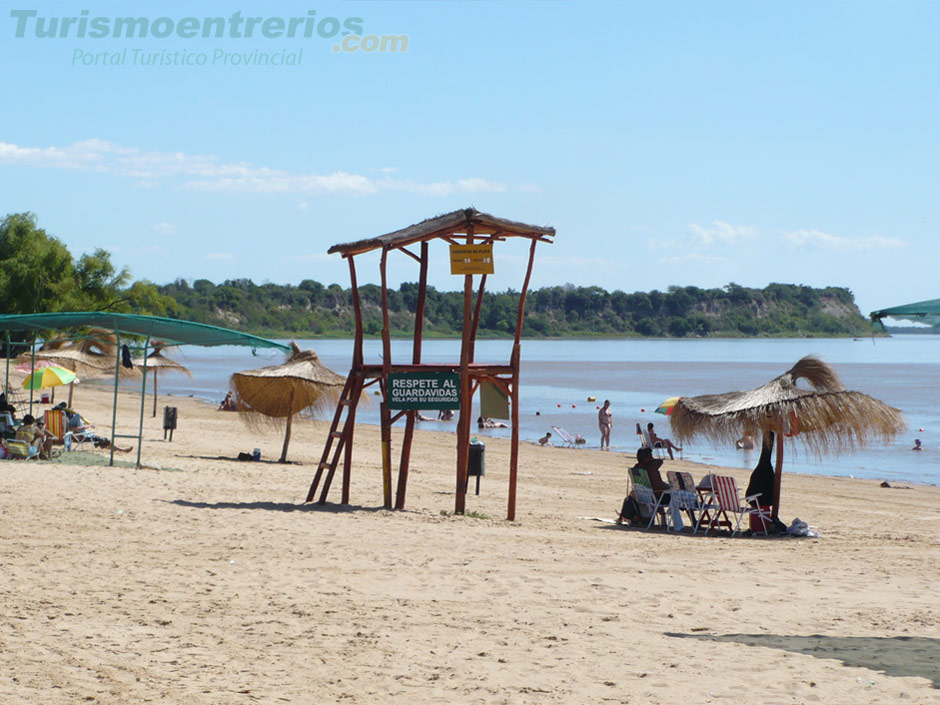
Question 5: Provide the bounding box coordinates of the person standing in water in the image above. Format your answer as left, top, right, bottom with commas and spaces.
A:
598, 399, 612, 450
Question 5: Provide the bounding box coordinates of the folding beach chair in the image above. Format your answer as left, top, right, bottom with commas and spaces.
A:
696, 474, 767, 536
6, 426, 39, 460
5, 440, 39, 460
550, 426, 578, 449
629, 466, 670, 529
666, 470, 702, 529
0, 412, 16, 440
43, 409, 83, 454
637, 423, 668, 459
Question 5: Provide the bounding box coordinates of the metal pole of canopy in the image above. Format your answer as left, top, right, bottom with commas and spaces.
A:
28, 336, 36, 416
3, 332, 10, 404
3, 332, 9, 398
110, 331, 121, 467
135, 336, 151, 469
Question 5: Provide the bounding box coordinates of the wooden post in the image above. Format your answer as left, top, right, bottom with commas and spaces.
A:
396, 241, 429, 509
468, 274, 488, 364
380, 246, 393, 508
279, 388, 295, 463
772, 428, 784, 519
455, 227, 475, 514
152, 370, 158, 417
343, 255, 364, 505
507, 240, 539, 521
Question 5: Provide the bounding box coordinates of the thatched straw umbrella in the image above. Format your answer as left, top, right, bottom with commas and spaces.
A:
231, 342, 345, 463
133, 342, 193, 417
15, 328, 133, 406
669, 355, 905, 519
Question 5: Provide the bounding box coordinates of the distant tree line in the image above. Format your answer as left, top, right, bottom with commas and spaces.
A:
0, 212, 876, 343
155, 278, 874, 339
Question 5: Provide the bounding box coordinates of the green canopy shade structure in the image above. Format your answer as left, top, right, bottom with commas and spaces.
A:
870, 299, 940, 328
0, 312, 291, 349
0, 313, 290, 467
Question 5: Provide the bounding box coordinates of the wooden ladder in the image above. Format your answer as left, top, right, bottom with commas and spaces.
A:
305, 372, 363, 504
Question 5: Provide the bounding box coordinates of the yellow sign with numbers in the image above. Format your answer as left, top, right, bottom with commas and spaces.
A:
450, 244, 494, 275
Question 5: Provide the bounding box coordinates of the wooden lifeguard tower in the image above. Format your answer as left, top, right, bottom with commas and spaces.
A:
304, 208, 555, 520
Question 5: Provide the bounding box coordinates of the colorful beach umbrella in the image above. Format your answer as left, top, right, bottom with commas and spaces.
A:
655, 396, 681, 415
21, 366, 78, 390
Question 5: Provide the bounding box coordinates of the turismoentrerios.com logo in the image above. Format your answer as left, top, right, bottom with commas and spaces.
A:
9, 9, 408, 53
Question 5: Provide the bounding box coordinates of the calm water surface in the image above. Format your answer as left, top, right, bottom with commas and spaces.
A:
141, 336, 940, 486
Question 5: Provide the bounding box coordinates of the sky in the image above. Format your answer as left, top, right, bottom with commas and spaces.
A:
1, 0, 938, 318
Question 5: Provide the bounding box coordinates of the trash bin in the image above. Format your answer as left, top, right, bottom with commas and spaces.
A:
468, 442, 485, 477
163, 406, 178, 441
468, 442, 485, 495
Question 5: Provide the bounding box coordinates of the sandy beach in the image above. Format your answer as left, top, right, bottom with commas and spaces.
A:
2, 381, 939, 704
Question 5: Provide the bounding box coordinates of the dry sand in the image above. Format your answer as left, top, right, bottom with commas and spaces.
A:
2, 381, 939, 704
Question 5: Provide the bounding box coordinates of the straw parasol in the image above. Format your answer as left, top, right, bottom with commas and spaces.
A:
15, 328, 132, 406
231, 342, 345, 462
669, 355, 906, 519
133, 342, 192, 417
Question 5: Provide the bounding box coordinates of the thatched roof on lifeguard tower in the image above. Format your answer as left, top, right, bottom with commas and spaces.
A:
328, 208, 556, 256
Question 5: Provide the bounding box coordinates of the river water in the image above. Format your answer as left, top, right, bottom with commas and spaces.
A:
141, 335, 940, 486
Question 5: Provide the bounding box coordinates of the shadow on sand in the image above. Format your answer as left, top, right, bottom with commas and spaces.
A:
667, 632, 940, 688
167, 499, 386, 514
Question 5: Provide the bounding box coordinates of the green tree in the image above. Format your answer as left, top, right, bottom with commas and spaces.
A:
0, 212, 76, 315
74, 248, 131, 310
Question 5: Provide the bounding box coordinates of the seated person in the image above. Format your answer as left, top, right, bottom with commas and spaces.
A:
416, 412, 435, 422
63, 408, 133, 453
438, 409, 454, 421
913, 439, 923, 451
477, 416, 508, 429
646, 422, 682, 459
16, 414, 54, 459
538, 432, 552, 446
616, 447, 670, 525
218, 392, 237, 411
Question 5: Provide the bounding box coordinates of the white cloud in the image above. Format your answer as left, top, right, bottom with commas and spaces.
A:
783, 229, 908, 252
0, 139, 533, 197
687, 220, 756, 248
646, 237, 684, 251
206, 252, 235, 261
153, 222, 177, 235
297, 201, 309, 212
